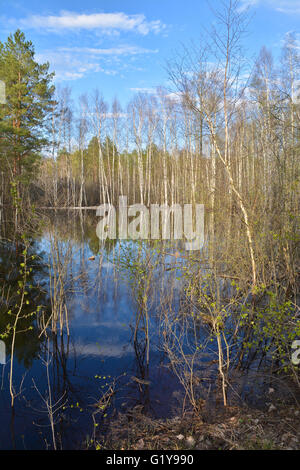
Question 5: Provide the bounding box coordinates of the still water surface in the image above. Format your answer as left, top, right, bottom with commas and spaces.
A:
0, 211, 190, 449
0, 210, 292, 449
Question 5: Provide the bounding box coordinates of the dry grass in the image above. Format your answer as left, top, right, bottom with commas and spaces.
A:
98, 401, 300, 451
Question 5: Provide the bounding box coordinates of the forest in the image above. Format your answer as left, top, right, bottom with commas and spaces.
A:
0, 0, 299, 451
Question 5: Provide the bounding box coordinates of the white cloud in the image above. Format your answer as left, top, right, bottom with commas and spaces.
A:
130, 87, 157, 94
276, 3, 300, 15
36, 45, 158, 82
60, 46, 158, 56
10, 11, 166, 35
166, 92, 183, 102
36, 50, 115, 81
129, 89, 184, 102
239, 0, 300, 14
238, 0, 260, 12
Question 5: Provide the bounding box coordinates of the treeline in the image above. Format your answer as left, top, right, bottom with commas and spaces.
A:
0, 25, 299, 218
0, 2, 299, 296
34, 40, 299, 224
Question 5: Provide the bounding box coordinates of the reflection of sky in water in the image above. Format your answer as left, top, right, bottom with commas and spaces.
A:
0, 217, 282, 450
0, 225, 184, 449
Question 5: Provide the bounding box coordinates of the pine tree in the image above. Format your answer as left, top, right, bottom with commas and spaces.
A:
0, 29, 55, 195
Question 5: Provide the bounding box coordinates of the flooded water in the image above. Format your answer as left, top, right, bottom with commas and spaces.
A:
0, 210, 298, 449
0, 210, 194, 449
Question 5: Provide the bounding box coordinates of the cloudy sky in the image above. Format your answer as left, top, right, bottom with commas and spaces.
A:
0, 0, 299, 105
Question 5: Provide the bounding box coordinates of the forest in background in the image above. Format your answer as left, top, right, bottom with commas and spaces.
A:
0, 2, 299, 296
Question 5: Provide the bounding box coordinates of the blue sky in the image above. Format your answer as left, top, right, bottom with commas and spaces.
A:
0, 0, 300, 106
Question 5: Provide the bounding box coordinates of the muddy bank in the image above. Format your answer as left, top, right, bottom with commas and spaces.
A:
97, 400, 300, 451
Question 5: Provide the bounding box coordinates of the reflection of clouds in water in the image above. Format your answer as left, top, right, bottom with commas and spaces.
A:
100, 261, 114, 269
72, 318, 131, 329
37, 235, 115, 273
72, 341, 134, 358
69, 294, 133, 323
90, 320, 130, 329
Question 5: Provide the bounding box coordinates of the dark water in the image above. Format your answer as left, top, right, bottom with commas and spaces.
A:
0, 210, 297, 450
0, 211, 192, 449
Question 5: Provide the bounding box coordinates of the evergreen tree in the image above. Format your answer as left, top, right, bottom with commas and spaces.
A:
0, 29, 55, 192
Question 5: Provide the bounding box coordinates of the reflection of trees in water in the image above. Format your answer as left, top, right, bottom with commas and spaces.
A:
117, 242, 166, 414
0, 237, 50, 368
39, 209, 117, 256
2, 207, 297, 446
34, 333, 74, 450
0, 210, 183, 443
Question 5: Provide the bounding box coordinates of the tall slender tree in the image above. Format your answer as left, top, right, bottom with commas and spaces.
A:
0, 29, 55, 200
